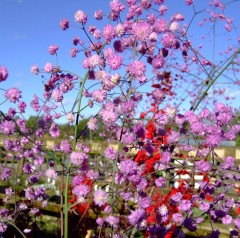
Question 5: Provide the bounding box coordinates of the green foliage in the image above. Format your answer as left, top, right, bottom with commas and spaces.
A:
58, 123, 74, 137
26, 115, 40, 133
236, 135, 240, 146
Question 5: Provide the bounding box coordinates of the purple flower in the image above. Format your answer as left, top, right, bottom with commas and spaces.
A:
52, 89, 63, 102
107, 54, 123, 70
172, 213, 183, 223
104, 47, 114, 58
136, 177, 148, 191
115, 23, 125, 37
30, 208, 40, 215
48, 44, 59, 55
118, 159, 137, 176
178, 199, 192, 211
7, 107, 16, 118
151, 55, 165, 69
154, 18, 169, 33
59, 18, 69, 30
138, 196, 151, 209
102, 24, 116, 43
30, 95, 41, 112
234, 217, 240, 229
0, 208, 8, 218
5, 187, 13, 196
17, 118, 28, 133
73, 184, 90, 198
83, 54, 102, 69
155, 177, 166, 188
105, 215, 119, 228
161, 151, 172, 164
94, 189, 108, 207
70, 48, 79, 57
23, 163, 35, 174
96, 217, 104, 226
183, 218, 197, 232
171, 192, 183, 202
190, 121, 204, 135
222, 214, 232, 225
221, 156, 235, 170
167, 130, 180, 143
0, 120, 16, 135
24, 187, 36, 200
0, 222, 7, 233
209, 230, 220, 238
205, 134, 222, 147
35, 187, 45, 200
159, 5, 168, 15
110, 0, 125, 15
44, 62, 54, 73
134, 123, 145, 138
72, 174, 85, 186
0, 168, 11, 181
199, 201, 210, 212
49, 123, 60, 138
29, 175, 38, 183
126, 61, 146, 79
93, 89, 106, 102
104, 146, 117, 160
230, 230, 238, 237
45, 168, 58, 180
86, 170, 99, 180
72, 37, 80, 46
132, 22, 151, 42
30, 64, 39, 75
120, 191, 133, 201
170, 21, 180, 31
60, 140, 71, 153
113, 40, 124, 53
0, 66, 8, 82
224, 198, 234, 209
161, 32, 180, 49
5, 87, 22, 103
18, 101, 27, 113
75, 10, 87, 24
100, 108, 118, 123
87, 117, 98, 131
195, 160, 211, 172
70, 152, 87, 165
128, 209, 146, 225
94, 10, 103, 20
186, 0, 193, 5
171, 13, 185, 22
104, 205, 111, 214
214, 210, 226, 218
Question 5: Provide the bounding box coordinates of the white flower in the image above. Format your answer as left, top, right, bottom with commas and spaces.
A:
24, 229, 31, 233
158, 204, 168, 216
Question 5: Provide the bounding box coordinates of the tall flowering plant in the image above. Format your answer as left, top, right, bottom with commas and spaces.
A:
0, 0, 240, 237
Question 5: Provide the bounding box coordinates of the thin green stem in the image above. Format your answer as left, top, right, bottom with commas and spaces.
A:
6, 221, 27, 238
64, 70, 88, 238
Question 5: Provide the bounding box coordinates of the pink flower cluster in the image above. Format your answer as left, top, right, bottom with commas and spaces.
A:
0, 0, 240, 237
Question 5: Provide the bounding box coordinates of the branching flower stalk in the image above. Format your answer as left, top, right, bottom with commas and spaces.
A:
0, 1, 240, 237
192, 48, 240, 111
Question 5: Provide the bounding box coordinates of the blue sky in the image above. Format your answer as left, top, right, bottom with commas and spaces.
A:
0, 0, 108, 119
0, 0, 240, 121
